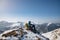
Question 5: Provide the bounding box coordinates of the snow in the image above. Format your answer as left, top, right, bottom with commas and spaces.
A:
47, 22, 52, 26
0, 28, 18, 37
0, 28, 49, 40
42, 28, 60, 40
21, 29, 48, 40
42, 31, 52, 40
6, 36, 18, 40
0, 36, 18, 40
10, 22, 20, 27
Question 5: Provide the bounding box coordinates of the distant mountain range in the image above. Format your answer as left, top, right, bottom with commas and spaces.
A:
0, 21, 12, 34
0, 21, 60, 34
35, 23, 60, 33
0, 21, 60, 40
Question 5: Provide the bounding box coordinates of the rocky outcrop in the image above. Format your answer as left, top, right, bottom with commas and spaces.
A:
0, 28, 49, 40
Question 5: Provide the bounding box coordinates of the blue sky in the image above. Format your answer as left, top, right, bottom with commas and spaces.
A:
0, 0, 60, 23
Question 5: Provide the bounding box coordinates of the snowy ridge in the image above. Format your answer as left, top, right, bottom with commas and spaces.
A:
0, 28, 49, 40
42, 28, 60, 40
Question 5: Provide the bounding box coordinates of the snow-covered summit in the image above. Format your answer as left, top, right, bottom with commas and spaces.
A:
0, 28, 49, 40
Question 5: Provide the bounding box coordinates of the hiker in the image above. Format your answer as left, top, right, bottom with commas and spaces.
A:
25, 21, 39, 34
25, 23, 29, 30
28, 21, 39, 33
25, 21, 32, 30
28, 21, 32, 30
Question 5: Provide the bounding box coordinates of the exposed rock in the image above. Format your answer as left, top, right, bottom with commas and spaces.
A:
0, 28, 49, 40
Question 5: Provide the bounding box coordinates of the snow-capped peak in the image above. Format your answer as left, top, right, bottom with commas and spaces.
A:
47, 22, 52, 26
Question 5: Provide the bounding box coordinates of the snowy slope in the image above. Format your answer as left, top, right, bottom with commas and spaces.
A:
42, 28, 60, 40
0, 28, 49, 40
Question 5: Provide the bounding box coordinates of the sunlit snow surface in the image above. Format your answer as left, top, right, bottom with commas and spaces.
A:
42, 28, 60, 40
21, 29, 45, 40
0, 28, 49, 40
